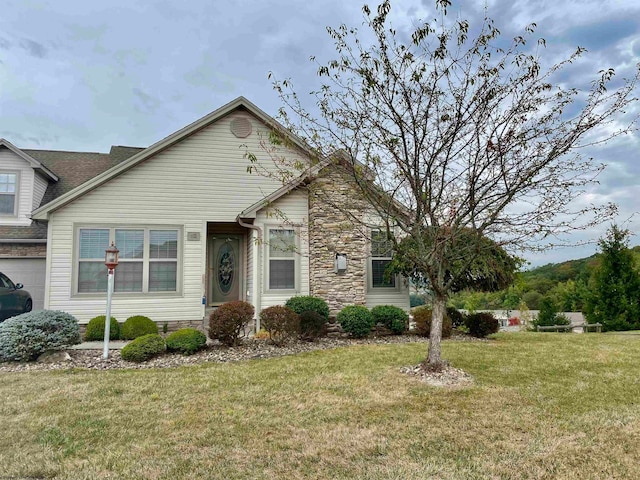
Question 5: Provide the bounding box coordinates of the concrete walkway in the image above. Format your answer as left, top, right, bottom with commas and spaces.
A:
70, 341, 129, 350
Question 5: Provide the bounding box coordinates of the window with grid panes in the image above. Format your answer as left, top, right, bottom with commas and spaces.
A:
370, 229, 395, 288
77, 227, 179, 294
0, 173, 17, 215
268, 228, 296, 290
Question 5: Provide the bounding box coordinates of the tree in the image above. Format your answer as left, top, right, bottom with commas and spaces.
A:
584, 225, 640, 331
390, 228, 518, 359
269, 1, 640, 367
534, 296, 570, 328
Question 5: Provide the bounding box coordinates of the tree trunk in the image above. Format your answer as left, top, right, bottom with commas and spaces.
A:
427, 293, 447, 368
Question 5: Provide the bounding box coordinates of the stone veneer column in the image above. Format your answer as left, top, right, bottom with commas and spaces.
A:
308, 168, 368, 316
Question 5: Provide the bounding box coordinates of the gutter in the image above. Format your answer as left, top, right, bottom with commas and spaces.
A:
236, 216, 262, 332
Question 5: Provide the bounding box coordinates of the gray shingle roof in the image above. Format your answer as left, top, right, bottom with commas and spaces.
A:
24, 146, 144, 206
0, 222, 48, 240
2, 145, 143, 241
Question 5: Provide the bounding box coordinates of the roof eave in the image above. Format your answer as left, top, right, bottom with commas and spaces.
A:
0, 139, 59, 182
32, 96, 319, 220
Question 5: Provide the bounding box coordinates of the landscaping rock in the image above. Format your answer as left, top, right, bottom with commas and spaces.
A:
37, 350, 72, 364
1, 333, 485, 375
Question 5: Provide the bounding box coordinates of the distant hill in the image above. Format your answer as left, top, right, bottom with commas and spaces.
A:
448, 245, 640, 311
522, 245, 640, 284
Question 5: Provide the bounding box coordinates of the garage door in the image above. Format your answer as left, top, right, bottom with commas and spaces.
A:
0, 258, 46, 310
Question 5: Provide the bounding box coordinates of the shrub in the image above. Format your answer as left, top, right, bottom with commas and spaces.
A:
166, 328, 207, 355
533, 297, 571, 330
446, 307, 467, 329
260, 306, 300, 345
412, 307, 452, 338
121, 316, 158, 340
0, 310, 81, 362
508, 316, 521, 326
209, 301, 254, 347
299, 310, 327, 341
120, 334, 166, 362
465, 312, 500, 338
285, 296, 330, 320
84, 315, 120, 341
337, 305, 374, 338
371, 305, 408, 335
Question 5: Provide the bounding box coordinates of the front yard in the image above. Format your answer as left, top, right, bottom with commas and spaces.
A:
1, 333, 639, 479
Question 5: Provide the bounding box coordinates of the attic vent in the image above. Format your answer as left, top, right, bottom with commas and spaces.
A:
230, 117, 252, 138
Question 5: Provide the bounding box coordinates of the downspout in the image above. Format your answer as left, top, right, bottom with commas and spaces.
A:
237, 216, 262, 333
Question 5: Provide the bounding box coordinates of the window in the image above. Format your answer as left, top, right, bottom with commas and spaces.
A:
77, 227, 179, 294
149, 230, 178, 292
370, 229, 395, 288
267, 228, 296, 290
0, 173, 17, 215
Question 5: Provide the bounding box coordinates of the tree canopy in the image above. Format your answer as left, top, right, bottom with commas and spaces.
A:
584, 225, 640, 331
270, 0, 640, 366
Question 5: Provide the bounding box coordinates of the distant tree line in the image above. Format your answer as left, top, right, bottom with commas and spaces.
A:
447, 226, 640, 331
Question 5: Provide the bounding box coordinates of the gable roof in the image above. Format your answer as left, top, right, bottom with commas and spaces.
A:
25, 147, 143, 206
32, 97, 313, 220
0, 138, 59, 181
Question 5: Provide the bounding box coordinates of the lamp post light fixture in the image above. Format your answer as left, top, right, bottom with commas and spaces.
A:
103, 242, 119, 359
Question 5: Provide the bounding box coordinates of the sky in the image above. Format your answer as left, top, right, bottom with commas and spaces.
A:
0, 0, 638, 267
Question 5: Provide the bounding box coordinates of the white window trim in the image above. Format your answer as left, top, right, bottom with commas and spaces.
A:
73, 224, 183, 297
368, 228, 399, 292
264, 225, 300, 294
0, 170, 19, 218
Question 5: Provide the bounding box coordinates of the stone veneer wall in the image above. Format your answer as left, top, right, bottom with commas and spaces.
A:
308, 168, 369, 315
0, 243, 46, 257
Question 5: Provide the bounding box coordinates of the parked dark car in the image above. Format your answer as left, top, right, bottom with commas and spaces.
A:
0, 272, 32, 322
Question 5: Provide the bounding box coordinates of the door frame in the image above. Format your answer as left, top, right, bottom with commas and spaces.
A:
207, 234, 245, 306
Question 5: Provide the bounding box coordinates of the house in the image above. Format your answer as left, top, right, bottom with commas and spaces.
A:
1, 97, 409, 327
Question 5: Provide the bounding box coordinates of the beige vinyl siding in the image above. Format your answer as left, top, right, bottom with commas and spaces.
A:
0, 148, 36, 225
33, 173, 49, 210
255, 188, 309, 310
366, 285, 411, 311
45, 112, 311, 323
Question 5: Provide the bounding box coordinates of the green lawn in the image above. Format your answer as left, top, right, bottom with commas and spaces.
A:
1, 333, 639, 479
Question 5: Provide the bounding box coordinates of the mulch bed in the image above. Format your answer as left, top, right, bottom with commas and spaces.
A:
0, 333, 487, 386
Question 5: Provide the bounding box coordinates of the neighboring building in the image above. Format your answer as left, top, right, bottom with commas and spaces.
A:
1, 97, 409, 325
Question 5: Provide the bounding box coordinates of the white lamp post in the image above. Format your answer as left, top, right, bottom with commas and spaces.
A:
103, 242, 119, 359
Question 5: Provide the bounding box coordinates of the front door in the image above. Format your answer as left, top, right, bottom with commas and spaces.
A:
209, 235, 242, 305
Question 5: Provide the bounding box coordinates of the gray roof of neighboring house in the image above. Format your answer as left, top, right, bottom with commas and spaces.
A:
3, 145, 143, 241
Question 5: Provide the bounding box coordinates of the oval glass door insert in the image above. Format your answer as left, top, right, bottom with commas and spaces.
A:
217, 242, 235, 294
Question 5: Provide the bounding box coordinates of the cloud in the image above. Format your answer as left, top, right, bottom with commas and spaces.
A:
19, 38, 47, 58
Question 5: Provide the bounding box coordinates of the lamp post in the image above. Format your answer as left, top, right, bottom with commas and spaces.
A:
103, 242, 119, 359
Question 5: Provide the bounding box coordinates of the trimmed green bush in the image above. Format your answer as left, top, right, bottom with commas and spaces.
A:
465, 312, 500, 338
260, 306, 300, 345
209, 301, 254, 347
84, 315, 120, 341
121, 334, 166, 362
0, 310, 81, 361
446, 307, 467, 329
412, 307, 452, 338
371, 305, 409, 335
166, 328, 207, 355
285, 296, 330, 320
299, 310, 327, 341
337, 305, 374, 338
121, 316, 158, 340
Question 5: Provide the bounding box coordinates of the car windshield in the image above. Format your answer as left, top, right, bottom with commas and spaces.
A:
0, 274, 15, 289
